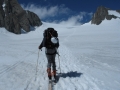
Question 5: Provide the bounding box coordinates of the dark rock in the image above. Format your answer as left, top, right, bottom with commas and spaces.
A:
91, 6, 118, 25
116, 10, 120, 13
27, 10, 42, 27
91, 6, 108, 25
4, 14, 14, 32
5, 0, 30, 33
106, 15, 117, 20
0, 0, 5, 27
17, 10, 30, 32
1, 0, 42, 34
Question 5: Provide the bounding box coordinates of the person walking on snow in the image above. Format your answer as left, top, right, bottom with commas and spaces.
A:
38, 27, 59, 80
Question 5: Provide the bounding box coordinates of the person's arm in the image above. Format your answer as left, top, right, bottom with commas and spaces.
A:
39, 37, 47, 49
55, 38, 59, 48
39, 40, 43, 50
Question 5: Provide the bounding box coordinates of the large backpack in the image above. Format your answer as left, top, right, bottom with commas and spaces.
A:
43, 28, 59, 49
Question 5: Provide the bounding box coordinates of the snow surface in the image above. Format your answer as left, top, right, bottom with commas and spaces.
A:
0, 18, 120, 90
108, 10, 120, 17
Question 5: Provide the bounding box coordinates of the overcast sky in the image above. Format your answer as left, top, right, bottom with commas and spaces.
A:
18, 0, 120, 25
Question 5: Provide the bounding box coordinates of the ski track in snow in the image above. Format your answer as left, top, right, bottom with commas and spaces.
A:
23, 44, 102, 90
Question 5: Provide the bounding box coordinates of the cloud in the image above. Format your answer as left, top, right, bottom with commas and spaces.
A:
56, 15, 83, 26
54, 12, 93, 26
79, 12, 93, 18
21, 4, 70, 19
21, 3, 93, 26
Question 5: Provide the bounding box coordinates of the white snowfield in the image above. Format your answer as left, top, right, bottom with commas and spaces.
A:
108, 10, 120, 17
0, 17, 120, 90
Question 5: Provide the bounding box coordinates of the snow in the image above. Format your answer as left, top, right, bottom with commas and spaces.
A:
108, 10, 120, 17
0, 17, 120, 90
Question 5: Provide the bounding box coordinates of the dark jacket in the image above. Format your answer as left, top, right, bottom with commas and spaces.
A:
39, 37, 59, 49
39, 37, 59, 55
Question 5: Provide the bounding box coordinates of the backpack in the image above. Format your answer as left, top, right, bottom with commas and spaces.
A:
43, 28, 59, 49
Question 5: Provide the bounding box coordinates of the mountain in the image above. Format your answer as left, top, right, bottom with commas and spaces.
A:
0, 0, 42, 34
91, 6, 120, 25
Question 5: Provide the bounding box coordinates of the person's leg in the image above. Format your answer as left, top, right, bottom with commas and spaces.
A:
46, 54, 52, 79
51, 54, 56, 79
52, 54, 56, 70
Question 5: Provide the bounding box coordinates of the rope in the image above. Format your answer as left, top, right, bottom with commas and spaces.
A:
35, 50, 40, 81
57, 49, 61, 74
58, 54, 61, 74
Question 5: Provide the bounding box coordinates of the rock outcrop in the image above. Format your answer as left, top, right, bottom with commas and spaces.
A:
27, 10, 41, 27
0, 0, 5, 27
91, 6, 117, 25
0, 0, 42, 34
116, 10, 120, 13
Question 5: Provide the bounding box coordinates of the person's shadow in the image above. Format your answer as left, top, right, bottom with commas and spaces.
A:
56, 71, 83, 83
59, 71, 83, 78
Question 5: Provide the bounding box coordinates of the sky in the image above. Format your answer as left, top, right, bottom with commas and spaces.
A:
18, 0, 120, 25
0, 11, 120, 90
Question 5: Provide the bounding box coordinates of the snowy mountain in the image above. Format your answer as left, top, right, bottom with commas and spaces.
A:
108, 10, 120, 18
91, 6, 120, 25
0, 11, 120, 90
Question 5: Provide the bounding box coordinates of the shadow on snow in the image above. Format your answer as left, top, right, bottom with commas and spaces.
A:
59, 71, 83, 78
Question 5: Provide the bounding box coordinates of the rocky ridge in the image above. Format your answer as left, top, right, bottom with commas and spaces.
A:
0, 0, 42, 34
91, 6, 119, 25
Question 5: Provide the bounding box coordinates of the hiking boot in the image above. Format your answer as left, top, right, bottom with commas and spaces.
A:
48, 75, 51, 80
54, 75, 59, 83
52, 70, 56, 79
47, 68, 51, 80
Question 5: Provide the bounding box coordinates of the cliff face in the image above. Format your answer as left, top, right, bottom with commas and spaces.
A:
0, 0, 5, 27
0, 0, 42, 34
116, 10, 120, 13
91, 6, 117, 25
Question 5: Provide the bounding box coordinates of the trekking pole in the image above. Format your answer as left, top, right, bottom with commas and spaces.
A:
35, 49, 40, 80
57, 49, 61, 74
58, 54, 61, 74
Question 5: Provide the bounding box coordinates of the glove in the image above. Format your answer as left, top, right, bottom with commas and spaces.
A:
38, 45, 42, 49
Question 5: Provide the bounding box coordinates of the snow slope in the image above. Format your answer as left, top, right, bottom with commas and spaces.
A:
108, 10, 120, 17
0, 17, 120, 90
